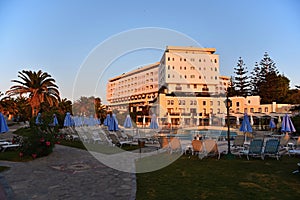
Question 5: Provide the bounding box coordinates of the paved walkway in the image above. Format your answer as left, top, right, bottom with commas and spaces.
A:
0, 145, 136, 200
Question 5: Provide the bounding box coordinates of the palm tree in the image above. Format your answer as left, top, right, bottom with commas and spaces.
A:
6, 70, 60, 117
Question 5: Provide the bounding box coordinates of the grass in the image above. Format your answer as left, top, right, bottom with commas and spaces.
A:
136, 155, 300, 200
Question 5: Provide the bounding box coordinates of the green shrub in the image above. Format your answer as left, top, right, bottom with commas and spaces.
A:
19, 126, 56, 158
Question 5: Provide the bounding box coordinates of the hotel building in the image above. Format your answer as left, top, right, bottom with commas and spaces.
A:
106, 46, 293, 128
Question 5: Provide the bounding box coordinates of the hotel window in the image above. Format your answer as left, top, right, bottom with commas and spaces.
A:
217, 108, 220, 114
180, 66, 182, 70
210, 108, 213, 114
182, 100, 186, 105
258, 108, 262, 112
218, 101, 220, 106
184, 58, 186, 61
194, 84, 197, 89
194, 100, 197, 105
191, 66, 195, 70
179, 100, 182, 105
236, 102, 240, 107
248, 100, 251, 104
214, 59, 217, 63
204, 67, 206, 70
167, 100, 170, 105
191, 58, 195, 62
199, 76, 201, 79
168, 74, 170, 78
172, 58, 175, 61
203, 101, 206, 106
199, 59, 201, 62
172, 66, 175, 69
190, 100, 193, 105
199, 67, 201, 70
172, 75, 175, 78
191, 75, 195, 78
203, 59, 206, 62
250, 108, 254, 113
210, 101, 213, 106
168, 57, 170, 61
211, 67, 213, 71
215, 67, 217, 71
171, 100, 174, 105
180, 75, 182, 79
184, 75, 187, 79
203, 108, 207, 114
215, 76, 218, 80
265, 107, 268, 112
187, 84, 190, 88
184, 67, 186, 70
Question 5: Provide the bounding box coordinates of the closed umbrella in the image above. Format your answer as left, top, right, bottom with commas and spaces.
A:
63, 112, 74, 127
221, 115, 226, 126
239, 113, 253, 142
104, 114, 111, 126
281, 114, 296, 135
149, 114, 159, 129
250, 115, 254, 126
123, 114, 133, 128
236, 116, 240, 126
35, 112, 42, 125
109, 114, 119, 131
0, 112, 9, 133
142, 115, 146, 127
50, 114, 59, 126
209, 114, 212, 126
269, 118, 276, 130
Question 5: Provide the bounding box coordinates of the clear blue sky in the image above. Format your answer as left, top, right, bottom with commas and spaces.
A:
0, 0, 299, 103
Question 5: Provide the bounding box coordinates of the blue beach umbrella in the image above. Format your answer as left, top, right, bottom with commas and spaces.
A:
35, 112, 42, 125
281, 114, 296, 134
239, 113, 253, 142
63, 112, 74, 127
88, 115, 96, 126
104, 114, 111, 126
123, 114, 133, 128
0, 112, 9, 133
149, 114, 159, 129
109, 114, 119, 131
269, 118, 276, 129
49, 114, 59, 126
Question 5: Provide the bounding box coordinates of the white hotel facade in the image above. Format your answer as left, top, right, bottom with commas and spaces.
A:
107, 46, 292, 128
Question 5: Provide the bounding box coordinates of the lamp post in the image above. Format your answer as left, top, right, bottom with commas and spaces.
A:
224, 95, 232, 156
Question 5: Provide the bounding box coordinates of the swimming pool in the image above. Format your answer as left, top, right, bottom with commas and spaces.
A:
164, 129, 238, 141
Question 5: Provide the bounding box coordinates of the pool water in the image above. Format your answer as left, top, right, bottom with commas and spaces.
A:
166, 129, 238, 141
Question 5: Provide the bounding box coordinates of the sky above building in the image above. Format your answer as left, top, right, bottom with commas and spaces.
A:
0, 0, 299, 103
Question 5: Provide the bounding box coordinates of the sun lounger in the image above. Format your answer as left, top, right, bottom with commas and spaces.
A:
262, 138, 280, 160
202, 139, 221, 159
231, 135, 245, 153
240, 138, 264, 160
108, 134, 131, 147
168, 137, 183, 154
1, 143, 20, 152
191, 140, 204, 156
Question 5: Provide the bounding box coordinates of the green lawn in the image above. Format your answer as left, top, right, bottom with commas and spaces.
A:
136, 155, 300, 200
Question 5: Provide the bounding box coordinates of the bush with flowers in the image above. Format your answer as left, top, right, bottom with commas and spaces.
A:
20, 127, 56, 158
19, 112, 59, 159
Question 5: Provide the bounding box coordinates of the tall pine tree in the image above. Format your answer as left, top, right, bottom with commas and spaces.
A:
233, 57, 250, 97
250, 52, 289, 103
